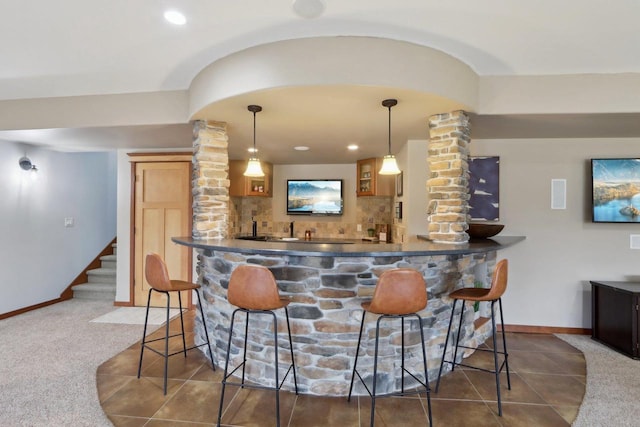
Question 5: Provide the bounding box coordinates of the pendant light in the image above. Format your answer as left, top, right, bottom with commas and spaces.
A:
243, 104, 265, 177
378, 98, 401, 175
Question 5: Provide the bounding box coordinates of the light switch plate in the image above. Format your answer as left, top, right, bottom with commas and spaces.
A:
630, 234, 640, 249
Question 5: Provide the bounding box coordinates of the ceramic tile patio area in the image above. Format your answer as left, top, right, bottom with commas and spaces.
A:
97, 311, 585, 426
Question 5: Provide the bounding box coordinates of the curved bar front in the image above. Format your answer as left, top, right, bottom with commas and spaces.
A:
173, 236, 524, 396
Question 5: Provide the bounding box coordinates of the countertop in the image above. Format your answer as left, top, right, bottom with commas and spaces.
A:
172, 235, 525, 257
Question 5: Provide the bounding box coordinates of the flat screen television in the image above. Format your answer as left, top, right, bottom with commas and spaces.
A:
591, 158, 640, 223
286, 179, 343, 215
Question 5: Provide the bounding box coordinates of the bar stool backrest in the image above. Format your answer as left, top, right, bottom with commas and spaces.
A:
228, 264, 282, 310
145, 253, 173, 292
368, 268, 427, 315
485, 259, 509, 300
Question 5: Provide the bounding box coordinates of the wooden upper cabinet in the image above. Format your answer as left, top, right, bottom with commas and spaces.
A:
229, 160, 273, 197
356, 158, 395, 197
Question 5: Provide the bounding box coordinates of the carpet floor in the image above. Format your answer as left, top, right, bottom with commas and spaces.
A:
557, 334, 640, 427
0, 300, 147, 426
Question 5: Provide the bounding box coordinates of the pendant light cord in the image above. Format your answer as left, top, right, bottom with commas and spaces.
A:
387, 104, 391, 155
247, 104, 262, 154
253, 110, 257, 152
381, 99, 397, 155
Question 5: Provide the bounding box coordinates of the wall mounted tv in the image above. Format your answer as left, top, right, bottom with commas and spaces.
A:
286, 179, 343, 216
591, 158, 640, 223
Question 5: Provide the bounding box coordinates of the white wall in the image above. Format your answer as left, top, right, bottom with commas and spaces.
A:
472, 138, 640, 328
0, 142, 117, 314
400, 140, 429, 240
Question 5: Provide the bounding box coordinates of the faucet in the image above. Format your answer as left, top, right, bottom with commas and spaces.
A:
289, 221, 295, 238
252, 218, 257, 237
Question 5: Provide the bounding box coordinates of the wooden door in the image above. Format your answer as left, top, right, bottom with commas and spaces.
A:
133, 161, 192, 307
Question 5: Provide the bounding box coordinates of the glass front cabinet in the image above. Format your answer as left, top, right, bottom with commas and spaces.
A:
356, 158, 394, 197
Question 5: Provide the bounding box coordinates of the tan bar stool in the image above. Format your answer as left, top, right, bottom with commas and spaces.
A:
216, 264, 298, 427
435, 258, 511, 415
348, 268, 433, 427
137, 253, 215, 395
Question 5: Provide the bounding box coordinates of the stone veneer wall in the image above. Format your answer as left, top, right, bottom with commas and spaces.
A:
427, 111, 471, 244
194, 248, 496, 396
192, 120, 230, 240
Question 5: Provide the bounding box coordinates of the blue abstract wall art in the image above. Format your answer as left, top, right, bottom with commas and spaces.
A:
469, 156, 500, 221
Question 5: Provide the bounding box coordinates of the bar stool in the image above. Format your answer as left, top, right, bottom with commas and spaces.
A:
348, 268, 433, 427
435, 258, 511, 415
137, 253, 216, 395
217, 264, 298, 427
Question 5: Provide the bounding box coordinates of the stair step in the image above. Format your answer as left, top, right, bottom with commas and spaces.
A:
72, 283, 116, 300
100, 254, 117, 269
87, 267, 116, 284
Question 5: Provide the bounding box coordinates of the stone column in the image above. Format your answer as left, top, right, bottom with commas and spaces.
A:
427, 111, 471, 244
192, 120, 230, 240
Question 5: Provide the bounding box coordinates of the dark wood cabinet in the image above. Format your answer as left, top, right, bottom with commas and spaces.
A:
590, 280, 640, 358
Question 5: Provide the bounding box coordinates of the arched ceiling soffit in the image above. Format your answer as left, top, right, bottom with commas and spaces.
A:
188, 36, 480, 121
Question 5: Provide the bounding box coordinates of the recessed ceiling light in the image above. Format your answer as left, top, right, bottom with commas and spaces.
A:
292, 0, 325, 19
164, 10, 186, 25
294, 146, 310, 151
347, 144, 359, 151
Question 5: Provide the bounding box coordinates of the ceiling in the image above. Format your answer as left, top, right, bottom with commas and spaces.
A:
1, 0, 639, 163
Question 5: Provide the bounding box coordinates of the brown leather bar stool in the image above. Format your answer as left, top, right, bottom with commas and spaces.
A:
217, 264, 298, 427
348, 268, 433, 427
435, 258, 511, 415
137, 253, 215, 395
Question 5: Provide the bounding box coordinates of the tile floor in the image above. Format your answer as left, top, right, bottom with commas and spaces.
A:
97, 311, 586, 426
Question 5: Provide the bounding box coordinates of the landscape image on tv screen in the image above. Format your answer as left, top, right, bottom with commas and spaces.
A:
592, 158, 640, 223
287, 180, 343, 215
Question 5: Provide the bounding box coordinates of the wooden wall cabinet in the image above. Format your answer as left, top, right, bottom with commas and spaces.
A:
356, 158, 395, 197
229, 160, 273, 197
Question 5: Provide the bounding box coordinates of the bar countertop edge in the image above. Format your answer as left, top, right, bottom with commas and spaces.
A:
172, 235, 526, 257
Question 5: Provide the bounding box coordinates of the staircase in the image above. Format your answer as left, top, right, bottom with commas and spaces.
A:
71, 243, 117, 300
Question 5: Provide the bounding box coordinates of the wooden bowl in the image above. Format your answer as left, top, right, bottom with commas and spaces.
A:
466, 223, 504, 239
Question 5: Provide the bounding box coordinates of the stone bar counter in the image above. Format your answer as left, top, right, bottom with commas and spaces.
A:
173, 235, 524, 396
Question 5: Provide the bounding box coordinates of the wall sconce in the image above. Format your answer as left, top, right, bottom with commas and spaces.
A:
19, 156, 38, 173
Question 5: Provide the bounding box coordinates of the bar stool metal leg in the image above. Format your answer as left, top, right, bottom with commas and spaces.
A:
490, 300, 503, 415
137, 289, 153, 380
284, 307, 299, 394
163, 291, 171, 394
498, 298, 511, 388
401, 317, 405, 393
435, 298, 458, 392
177, 291, 187, 357
194, 289, 216, 370
347, 310, 367, 401
417, 314, 433, 424
451, 300, 466, 374
217, 308, 239, 427
271, 311, 281, 427
242, 312, 250, 386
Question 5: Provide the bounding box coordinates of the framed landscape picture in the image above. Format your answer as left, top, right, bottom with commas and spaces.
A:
469, 156, 500, 221
591, 158, 640, 223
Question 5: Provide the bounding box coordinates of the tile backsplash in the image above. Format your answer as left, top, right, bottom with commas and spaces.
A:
229, 196, 398, 240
